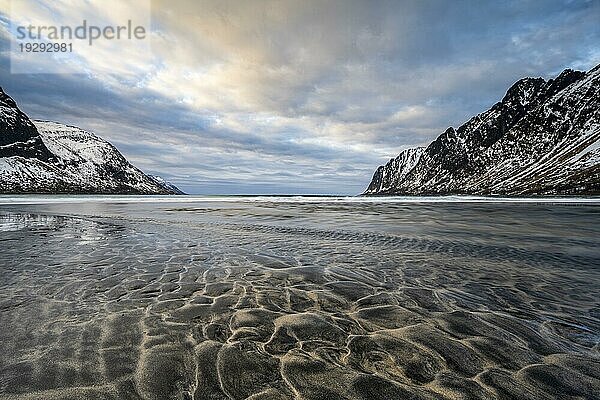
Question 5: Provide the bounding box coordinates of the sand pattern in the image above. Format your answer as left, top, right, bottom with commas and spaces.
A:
0, 209, 599, 400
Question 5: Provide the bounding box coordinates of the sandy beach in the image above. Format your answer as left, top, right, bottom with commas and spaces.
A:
0, 198, 598, 399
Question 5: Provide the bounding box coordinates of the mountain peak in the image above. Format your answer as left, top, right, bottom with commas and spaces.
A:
502, 76, 546, 107
545, 68, 586, 97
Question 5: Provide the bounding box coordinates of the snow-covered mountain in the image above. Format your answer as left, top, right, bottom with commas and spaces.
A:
365, 147, 424, 194
365, 64, 600, 195
0, 88, 182, 194
148, 174, 185, 195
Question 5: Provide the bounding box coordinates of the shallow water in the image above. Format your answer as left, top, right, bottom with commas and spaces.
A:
0, 196, 599, 399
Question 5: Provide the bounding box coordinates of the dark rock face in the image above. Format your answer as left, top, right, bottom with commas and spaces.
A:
365, 65, 600, 195
0, 88, 53, 161
0, 87, 183, 194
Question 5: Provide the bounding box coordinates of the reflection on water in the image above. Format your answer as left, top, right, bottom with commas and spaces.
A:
0, 198, 599, 399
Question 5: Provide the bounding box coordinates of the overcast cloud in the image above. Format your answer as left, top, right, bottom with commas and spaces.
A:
1, 0, 599, 194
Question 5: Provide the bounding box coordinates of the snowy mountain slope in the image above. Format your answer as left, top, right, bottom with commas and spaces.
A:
365, 147, 424, 194
0, 89, 183, 194
364, 64, 600, 195
148, 175, 185, 195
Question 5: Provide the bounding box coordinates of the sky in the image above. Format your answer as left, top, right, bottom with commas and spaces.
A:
0, 0, 599, 194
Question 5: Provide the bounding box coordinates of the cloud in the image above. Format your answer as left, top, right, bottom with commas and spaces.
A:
1, 0, 599, 194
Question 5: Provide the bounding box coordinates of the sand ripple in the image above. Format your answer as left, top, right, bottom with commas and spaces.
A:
0, 211, 599, 400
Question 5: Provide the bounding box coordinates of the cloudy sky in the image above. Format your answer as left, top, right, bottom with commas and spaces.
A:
1, 0, 599, 194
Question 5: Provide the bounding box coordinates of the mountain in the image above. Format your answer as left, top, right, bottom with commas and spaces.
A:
365, 147, 424, 195
364, 64, 600, 196
148, 175, 186, 195
0, 88, 183, 194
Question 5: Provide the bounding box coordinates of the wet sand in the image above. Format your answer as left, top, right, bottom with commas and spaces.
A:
0, 200, 599, 399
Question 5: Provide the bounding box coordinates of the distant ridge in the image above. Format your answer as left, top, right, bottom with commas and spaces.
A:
365, 64, 600, 195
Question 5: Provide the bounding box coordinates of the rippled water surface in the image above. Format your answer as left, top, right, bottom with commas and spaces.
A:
0, 196, 599, 400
